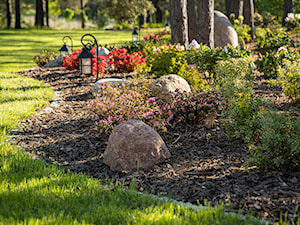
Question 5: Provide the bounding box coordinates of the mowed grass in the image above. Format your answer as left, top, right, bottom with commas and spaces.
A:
0, 29, 274, 224
0, 29, 134, 72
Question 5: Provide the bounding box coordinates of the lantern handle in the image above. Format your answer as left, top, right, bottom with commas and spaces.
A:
62, 36, 73, 51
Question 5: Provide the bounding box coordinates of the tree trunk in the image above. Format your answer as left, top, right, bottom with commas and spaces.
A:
80, 0, 85, 29
187, 0, 197, 43
152, 0, 163, 23
243, 0, 255, 38
45, 0, 49, 27
15, 0, 21, 29
6, 0, 12, 28
197, 0, 214, 48
170, 0, 189, 49
35, 0, 44, 27
226, 0, 243, 19
283, 0, 294, 26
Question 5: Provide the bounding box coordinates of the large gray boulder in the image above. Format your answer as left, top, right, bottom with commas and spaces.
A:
150, 74, 191, 102
42, 55, 64, 68
92, 78, 130, 95
214, 11, 239, 48
103, 120, 170, 172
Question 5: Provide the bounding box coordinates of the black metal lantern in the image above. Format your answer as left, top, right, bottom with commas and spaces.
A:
77, 34, 99, 80
77, 45, 94, 75
132, 28, 138, 42
59, 36, 73, 56
165, 23, 170, 31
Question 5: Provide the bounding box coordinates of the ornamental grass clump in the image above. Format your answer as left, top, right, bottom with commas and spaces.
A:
158, 89, 225, 125
89, 83, 166, 134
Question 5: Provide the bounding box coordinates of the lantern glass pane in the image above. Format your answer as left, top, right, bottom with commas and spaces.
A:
60, 51, 68, 56
80, 58, 92, 74
132, 35, 137, 42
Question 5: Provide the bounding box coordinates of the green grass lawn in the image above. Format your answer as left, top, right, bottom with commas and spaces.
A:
0, 29, 287, 224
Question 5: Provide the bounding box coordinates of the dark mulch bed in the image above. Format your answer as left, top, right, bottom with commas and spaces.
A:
11, 67, 300, 223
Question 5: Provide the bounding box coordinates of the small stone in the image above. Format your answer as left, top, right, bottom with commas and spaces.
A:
290, 177, 298, 184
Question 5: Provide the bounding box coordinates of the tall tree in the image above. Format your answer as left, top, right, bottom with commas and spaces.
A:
35, 0, 44, 27
197, 0, 214, 48
45, 0, 49, 27
151, 0, 163, 22
243, 0, 255, 38
6, 0, 12, 28
80, 0, 85, 28
105, 0, 155, 26
15, 0, 21, 29
283, 0, 294, 26
187, 0, 197, 42
170, 0, 189, 48
225, 0, 243, 18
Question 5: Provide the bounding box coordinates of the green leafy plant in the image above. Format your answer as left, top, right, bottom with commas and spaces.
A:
256, 46, 299, 78
33, 50, 59, 67
214, 57, 255, 101
269, 59, 300, 101
248, 110, 300, 171
284, 13, 300, 30
222, 93, 264, 145
145, 43, 188, 78
189, 44, 250, 79
230, 14, 252, 46
255, 27, 294, 54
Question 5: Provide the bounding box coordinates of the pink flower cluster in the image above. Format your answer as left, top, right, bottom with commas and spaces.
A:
107, 48, 146, 72
89, 84, 166, 134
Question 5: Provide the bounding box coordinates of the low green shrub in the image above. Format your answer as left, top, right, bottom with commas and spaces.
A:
33, 50, 59, 67
256, 46, 299, 78
189, 44, 250, 75
255, 27, 294, 54
145, 43, 188, 78
230, 14, 252, 46
269, 59, 300, 101
222, 93, 264, 145
248, 110, 300, 171
214, 57, 255, 100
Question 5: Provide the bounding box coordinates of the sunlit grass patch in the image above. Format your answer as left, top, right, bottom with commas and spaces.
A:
0, 72, 53, 131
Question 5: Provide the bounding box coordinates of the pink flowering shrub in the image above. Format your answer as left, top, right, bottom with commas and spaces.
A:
158, 89, 225, 124
88, 82, 225, 134
89, 83, 166, 134
107, 48, 146, 72
62, 48, 107, 76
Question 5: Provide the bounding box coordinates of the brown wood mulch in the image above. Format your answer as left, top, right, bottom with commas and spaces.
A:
10, 67, 299, 223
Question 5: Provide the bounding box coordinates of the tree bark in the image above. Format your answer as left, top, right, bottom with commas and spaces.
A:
170, 0, 189, 49
225, 0, 243, 19
243, 0, 255, 38
15, 0, 21, 29
283, 0, 294, 26
197, 0, 214, 48
35, 0, 44, 27
6, 0, 12, 28
80, 0, 85, 29
187, 0, 197, 43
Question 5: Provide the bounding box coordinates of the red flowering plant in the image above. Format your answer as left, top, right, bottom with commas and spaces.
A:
107, 48, 146, 72
143, 32, 159, 42
62, 48, 107, 76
